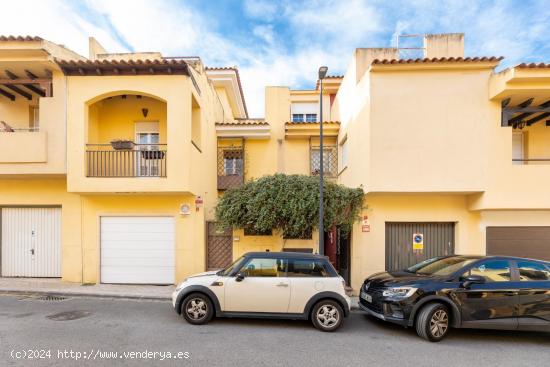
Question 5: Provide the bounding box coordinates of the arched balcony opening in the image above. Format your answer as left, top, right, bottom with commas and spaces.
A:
86, 92, 168, 177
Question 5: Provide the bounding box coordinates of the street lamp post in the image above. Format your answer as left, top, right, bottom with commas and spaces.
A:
318, 66, 328, 255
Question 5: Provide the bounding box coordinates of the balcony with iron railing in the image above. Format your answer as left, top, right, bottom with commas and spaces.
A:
86, 143, 167, 177
217, 145, 244, 190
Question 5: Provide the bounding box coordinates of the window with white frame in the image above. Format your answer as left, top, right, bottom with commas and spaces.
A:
291, 103, 318, 123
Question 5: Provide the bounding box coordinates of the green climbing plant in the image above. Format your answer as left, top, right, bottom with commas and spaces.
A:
215, 174, 364, 238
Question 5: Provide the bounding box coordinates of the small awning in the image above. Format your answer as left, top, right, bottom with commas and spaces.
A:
285, 121, 340, 138
216, 119, 270, 139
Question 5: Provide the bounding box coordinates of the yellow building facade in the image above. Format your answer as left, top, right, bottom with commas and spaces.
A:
1, 34, 550, 292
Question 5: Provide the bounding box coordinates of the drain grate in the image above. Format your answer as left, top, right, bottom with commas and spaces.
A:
36, 295, 67, 301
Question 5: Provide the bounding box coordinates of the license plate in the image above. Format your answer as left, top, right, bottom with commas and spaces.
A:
361, 292, 372, 303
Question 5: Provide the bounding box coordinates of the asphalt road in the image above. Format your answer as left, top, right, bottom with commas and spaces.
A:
0, 294, 549, 367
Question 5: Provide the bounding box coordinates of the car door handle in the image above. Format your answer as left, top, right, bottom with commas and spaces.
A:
275, 282, 289, 287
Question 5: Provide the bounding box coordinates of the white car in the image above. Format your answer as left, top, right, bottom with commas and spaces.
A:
172, 252, 351, 331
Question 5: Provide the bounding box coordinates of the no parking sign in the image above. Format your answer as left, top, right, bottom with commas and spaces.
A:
413, 233, 424, 251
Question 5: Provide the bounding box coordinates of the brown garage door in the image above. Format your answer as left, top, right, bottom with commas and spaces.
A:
386, 222, 455, 271
487, 226, 550, 261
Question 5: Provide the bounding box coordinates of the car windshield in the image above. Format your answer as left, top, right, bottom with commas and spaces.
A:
407, 257, 478, 276
217, 256, 246, 276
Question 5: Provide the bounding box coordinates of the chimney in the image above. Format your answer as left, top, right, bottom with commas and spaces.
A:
423, 33, 464, 59
89, 37, 107, 61
354, 48, 399, 83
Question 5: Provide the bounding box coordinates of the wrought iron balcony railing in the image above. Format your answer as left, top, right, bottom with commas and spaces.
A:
86, 144, 167, 177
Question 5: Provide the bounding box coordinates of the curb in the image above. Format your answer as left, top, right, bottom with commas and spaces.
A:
0, 289, 171, 301
0, 289, 361, 310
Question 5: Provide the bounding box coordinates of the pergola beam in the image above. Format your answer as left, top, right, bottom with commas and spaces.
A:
0, 69, 52, 99
0, 78, 52, 84
4, 84, 32, 100
505, 106, 550, 114
526, 112, 550, 126
502, 98, 550, 126
509, 99, 550, 125
0, 87, 15, 101
22, 84, 46, 97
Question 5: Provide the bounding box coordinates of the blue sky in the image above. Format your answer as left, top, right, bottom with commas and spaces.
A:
2, 0, 550, 116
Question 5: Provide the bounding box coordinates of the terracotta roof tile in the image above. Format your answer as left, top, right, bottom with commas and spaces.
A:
216, 119, 268, 126
55, 58, 190, 76
372, 56, 503, 65
517, 62, 550, 69
56, 58, 189, 66
0, 36, 42, 41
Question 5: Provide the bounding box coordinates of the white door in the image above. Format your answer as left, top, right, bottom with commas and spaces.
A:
224, 257, 290, 312
100, 216, 175, 284
1, 208, 61, 277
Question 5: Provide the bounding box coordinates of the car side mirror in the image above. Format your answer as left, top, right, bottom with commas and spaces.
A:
235, 272, 245, 282
461, 274, 485, 288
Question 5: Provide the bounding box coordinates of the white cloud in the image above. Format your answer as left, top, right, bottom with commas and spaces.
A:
1, 0, 549, 116
243, 0, 280, 21
0, 0, 125, 57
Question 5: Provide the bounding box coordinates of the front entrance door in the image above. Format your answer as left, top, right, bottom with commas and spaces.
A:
206, 222, 233, 270
324, 226, 351, 285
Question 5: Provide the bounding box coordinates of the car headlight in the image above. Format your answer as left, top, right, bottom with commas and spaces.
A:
382, 287, 417, 299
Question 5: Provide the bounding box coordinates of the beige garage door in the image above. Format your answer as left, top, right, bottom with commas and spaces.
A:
100, 216, 175, 284
486, 226, 550, 261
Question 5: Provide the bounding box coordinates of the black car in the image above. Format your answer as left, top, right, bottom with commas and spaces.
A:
359, 255, 550, 341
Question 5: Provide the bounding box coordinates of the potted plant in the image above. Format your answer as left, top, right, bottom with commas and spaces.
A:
110, 139, 134, 150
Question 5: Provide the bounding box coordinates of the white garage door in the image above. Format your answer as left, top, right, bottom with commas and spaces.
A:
100, 216, 175, 284
1, 207, 61, 277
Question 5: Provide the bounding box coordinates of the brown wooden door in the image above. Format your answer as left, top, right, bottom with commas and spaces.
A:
206, 222, 233, 270
487, 226, 550, 261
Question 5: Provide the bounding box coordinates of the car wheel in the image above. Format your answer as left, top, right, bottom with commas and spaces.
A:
311, 300, 344, 332
415, 302, 450, 342
181, 293, 214, 325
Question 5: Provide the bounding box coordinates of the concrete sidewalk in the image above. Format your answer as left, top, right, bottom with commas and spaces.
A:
0, 277, 360, 308
0, 278, 174, 300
